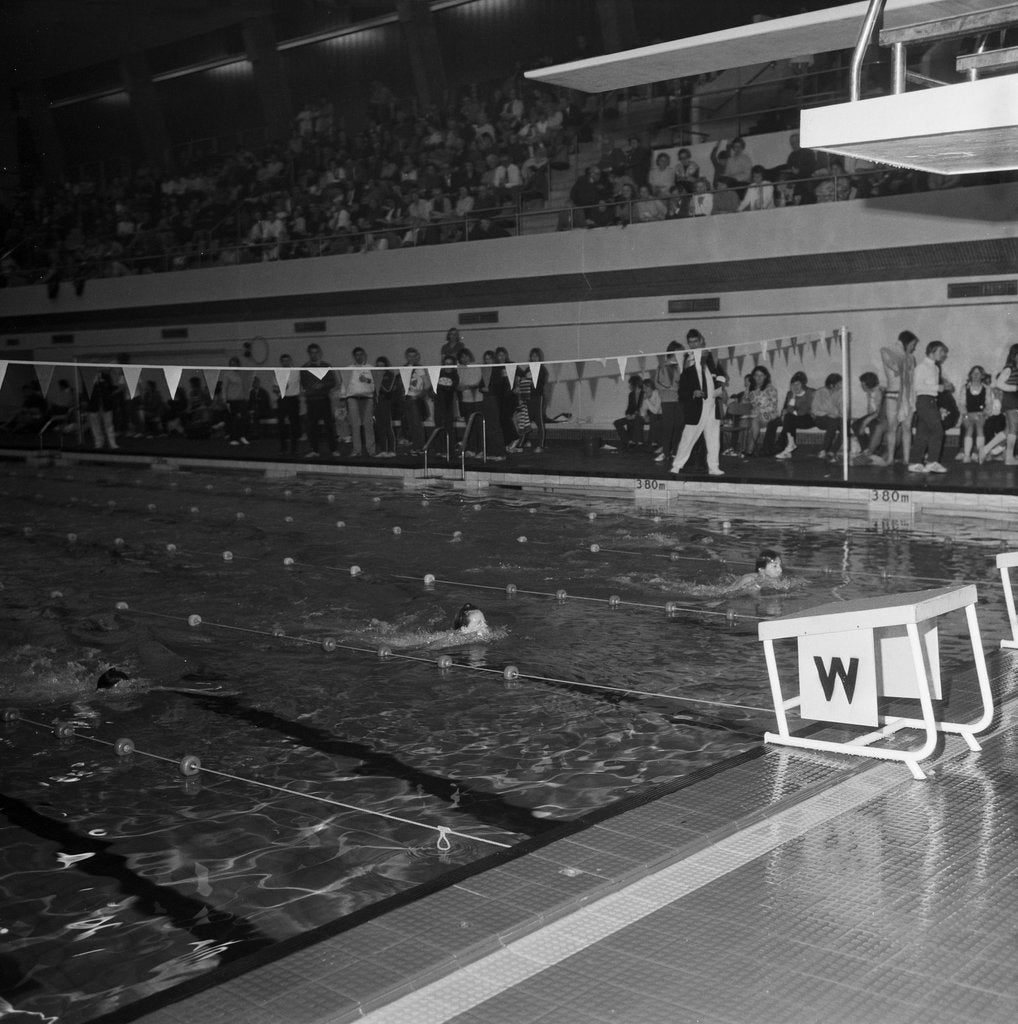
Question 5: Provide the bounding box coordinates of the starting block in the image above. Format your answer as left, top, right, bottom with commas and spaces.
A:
994, 552, 1018, 649
758, 585, 993, 780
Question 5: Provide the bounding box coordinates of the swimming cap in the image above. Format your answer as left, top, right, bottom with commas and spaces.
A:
453, 603, 479, 629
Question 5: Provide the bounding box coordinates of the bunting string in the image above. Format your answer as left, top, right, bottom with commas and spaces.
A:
0, 330, 847, 396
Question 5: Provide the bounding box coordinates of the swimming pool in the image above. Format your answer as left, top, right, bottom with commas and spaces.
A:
0, 463, 1010, 1022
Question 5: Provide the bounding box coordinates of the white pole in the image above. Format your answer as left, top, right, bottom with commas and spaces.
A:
841, 326, 849, 481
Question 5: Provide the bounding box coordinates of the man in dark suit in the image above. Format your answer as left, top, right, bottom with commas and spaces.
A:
669, 328, 726, 477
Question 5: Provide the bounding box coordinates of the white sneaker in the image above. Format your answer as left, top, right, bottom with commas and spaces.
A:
654, 453, 666, 463
775, 449, 793, 460
708, 468, 725, 476
240, 437, 249, 446
907, 462, 927, 473
925, 461, 947, 473
817, 450, 827, 459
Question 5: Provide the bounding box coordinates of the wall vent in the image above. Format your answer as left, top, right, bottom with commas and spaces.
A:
458, 311, 499, 325
294, 320, 326, 333
667, 297, 721, 314
947, 280, 1016, 299
161, 327, 189, 339
5, 338, 19, 347
51, 334, 75, 345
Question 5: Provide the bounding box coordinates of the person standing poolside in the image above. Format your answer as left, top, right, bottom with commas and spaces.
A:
654, 341, 684, 464
909, 340, 950, 473
276, 353, 301, 456
401, 346, 430, 453
457, 348, 484, 456
669, 328, 725, 477
441, 326, 466, 362
222, 356, 249, 446
345, 346, 376, 457
994, 343, 1018, 465
373, 356, 399, 457
881, 330, 918, 465
301, 343, 341, 458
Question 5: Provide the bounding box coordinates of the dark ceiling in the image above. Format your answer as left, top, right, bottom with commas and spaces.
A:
0, 0, 403, 85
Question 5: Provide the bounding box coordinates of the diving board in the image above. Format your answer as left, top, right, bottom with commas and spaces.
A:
758, 585, 994, 779
524, 1, 961, 93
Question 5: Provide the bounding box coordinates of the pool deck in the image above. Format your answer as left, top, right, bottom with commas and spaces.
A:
121, 652, 1018, 1024
7, 435, 1018, 1024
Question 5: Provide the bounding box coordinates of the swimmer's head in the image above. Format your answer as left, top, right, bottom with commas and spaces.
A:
755, 549, 783, 578
453, 603, 487, 631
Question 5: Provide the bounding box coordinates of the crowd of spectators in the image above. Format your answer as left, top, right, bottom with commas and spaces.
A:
0, 74, 593, 291
562, 129, 990, 229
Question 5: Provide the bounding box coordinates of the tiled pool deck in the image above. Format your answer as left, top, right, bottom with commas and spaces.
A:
6, 437, 1018, 1024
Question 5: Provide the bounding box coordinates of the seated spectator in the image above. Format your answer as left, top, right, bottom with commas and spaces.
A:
647, 151, 675, 197
4, 383, 48, 433
811, 373, 844, 459
136, 379, 168, 437
565, 166, 606, 228
738, 165, 775, 211
674, 149, 701, 193
585, 197, 617, 228
248, 376, 273, 438
624, 135, 651, 187
745, 365, 779, 456
633, 184, 667, 223
640, 376, 662, 450
605, 374, 646, 450
853, 371, 888, 464
765, 371, 815, 458
687, 177, 714, 217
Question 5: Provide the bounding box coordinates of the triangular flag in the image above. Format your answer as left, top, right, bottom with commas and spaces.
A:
736, 354, 746, 373
305, 366, 329, 380
398, 366, 414, 392
528, 361, 541, 386
121, 365, 142, 400
164, 366, 183, 397
79, 367, 100, 397
273, 367, 293, 394
810, 338, 820, 357
691, 349, 703, 371
0, 361, 7, 391
574, 360, 586, 380
34, 363, 56, 396
506, 362, 519, 387
825, 335, 834, 355
598, 357, 607, 369
616, 356, 627, 379
760, 340, 769, 355
202, 368, 220, 396
425, 366, 441, 388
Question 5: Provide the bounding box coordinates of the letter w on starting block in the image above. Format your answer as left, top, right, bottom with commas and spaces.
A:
759, 586, 993, 780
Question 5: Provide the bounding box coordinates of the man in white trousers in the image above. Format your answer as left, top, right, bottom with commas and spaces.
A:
669, 328, 726, 477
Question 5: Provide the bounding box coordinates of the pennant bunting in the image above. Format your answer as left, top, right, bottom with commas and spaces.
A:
0, 361, 7, 392
121, 365, 142, 400
305, 366, 330, 380
164, 366, 183, 398
34, 363, 56, 397
616, 355, 627, 379
574, 361, 586, 380
506, 362, 519, 387
425, 366, 441, 389
79, 367, 100, 398
398, 366, 413, 392
528, 361, 541, 386
201, 368, 220, 397
273, 367, 293, 394
736, 354, 746, 373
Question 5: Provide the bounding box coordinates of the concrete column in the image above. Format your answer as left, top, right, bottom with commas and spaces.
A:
17, 85, 63, 181
120, 52, 171, 170
242, 15, 291, 143
395, 0, 447, 114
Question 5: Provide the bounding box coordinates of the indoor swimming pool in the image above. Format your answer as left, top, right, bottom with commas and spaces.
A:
0, 463, 1011, 1023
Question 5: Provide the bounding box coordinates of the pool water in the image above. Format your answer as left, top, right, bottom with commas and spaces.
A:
0, 465, 1010, 1023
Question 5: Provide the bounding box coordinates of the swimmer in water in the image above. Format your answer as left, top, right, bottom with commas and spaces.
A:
452, 603, 491, 636
725, 549, 788, 593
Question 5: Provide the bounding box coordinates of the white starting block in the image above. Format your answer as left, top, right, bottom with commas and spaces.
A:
758, 585, 993, 780
994, 552, 1018, 649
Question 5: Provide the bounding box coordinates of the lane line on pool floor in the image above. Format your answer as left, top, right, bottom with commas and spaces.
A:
351, 705, 1018, 1024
